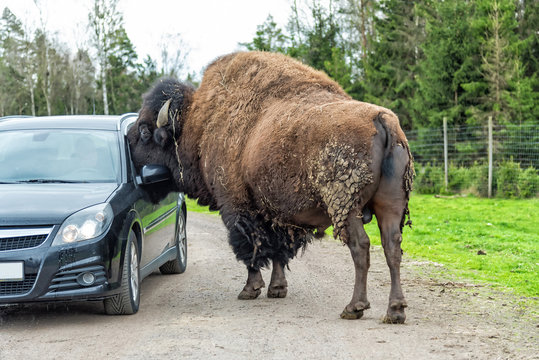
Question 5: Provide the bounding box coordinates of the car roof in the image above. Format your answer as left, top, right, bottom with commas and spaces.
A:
0, 114, 138, 131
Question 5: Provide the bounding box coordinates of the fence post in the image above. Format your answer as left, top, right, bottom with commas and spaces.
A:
443, 117, 448, 189
488, 116, 493, 198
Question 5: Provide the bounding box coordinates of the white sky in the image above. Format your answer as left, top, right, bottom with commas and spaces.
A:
0, 0, 296, 76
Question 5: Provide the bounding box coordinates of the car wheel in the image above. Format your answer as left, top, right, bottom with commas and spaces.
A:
104, 229, 140, 315
160, 208, 187, 274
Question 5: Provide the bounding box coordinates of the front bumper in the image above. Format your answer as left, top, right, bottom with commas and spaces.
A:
0, 228, 121, 304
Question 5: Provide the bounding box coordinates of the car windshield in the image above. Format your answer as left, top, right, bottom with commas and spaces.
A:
0, 129, 121, 183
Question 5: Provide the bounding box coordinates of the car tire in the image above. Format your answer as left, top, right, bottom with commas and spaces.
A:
104, 229, 140, 315
160, 208, 187, 274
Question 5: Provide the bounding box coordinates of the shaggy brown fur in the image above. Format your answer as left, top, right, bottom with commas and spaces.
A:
188, 52, 410, 240
128, 51, 414, 323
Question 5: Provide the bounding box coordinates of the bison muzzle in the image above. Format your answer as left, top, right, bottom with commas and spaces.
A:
128, 51, 414, 323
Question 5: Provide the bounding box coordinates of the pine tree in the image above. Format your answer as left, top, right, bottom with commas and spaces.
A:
240, 15, 288, 52
362, 0, 424, 130
477, 0, 519, 124
107, 27, 139, 114
414, 0, 483, 128
514, 0, 539, 124
288, 1, 354, 91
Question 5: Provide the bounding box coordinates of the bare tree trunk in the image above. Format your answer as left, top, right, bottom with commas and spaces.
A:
291, 0, 303, 46
35, 0, 52, 116
360, 0, 368, 59
101, 68, 108, 115
43, 45, 52, 116
29, 79, 36, 116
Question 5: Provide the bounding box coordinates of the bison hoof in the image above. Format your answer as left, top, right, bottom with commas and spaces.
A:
382, 311, 406, 324
340, 300, 370, 320
238, 288, 262, 300
340, 309, 364, 320
267, 285, 287, 298
382, 300, 407, 324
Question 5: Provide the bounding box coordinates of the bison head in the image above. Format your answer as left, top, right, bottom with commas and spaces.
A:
128, 78, 195, 195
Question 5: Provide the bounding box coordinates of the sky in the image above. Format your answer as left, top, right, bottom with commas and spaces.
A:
1, 0, 295, 76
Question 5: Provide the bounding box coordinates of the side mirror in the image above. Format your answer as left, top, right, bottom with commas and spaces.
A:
136, 164, 171, 185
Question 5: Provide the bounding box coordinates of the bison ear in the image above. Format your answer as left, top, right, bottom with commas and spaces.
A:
139, 123, 152, 144
157, 99, 171, 128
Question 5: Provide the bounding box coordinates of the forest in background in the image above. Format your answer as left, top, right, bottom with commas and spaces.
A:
0, 0, 537, 131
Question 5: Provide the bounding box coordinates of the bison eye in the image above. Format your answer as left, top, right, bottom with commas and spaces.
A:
139, 124, 152, 144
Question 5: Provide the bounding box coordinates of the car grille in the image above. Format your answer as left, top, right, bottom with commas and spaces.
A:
0, 274, 37, 296
48, 265, 107, 292
0, 227, 53, 251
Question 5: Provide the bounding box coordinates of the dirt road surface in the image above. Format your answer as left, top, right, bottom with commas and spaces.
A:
1, 212, 537, 360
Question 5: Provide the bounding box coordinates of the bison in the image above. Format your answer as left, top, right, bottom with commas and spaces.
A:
127, 51, 414, 323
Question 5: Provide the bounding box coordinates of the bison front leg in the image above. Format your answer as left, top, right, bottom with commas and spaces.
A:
226, 212, 267, 300
238, 267, 265, 300
341, 214, 371, 320
267, 259, 288, 298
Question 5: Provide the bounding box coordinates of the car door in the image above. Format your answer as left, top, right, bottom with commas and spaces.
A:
136, 192, 178, 268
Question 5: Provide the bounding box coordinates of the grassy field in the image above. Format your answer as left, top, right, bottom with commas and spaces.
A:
185, 195, 538, 298
373, 195, 538, 297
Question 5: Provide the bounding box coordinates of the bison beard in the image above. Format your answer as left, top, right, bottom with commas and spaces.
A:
128, 51, 414, 323
224, 210, 312, 270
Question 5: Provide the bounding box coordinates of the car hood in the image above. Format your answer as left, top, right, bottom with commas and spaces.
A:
0, 183, 119, 226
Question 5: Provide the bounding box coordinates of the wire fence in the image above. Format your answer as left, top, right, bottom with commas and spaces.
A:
407, 122, 539, 198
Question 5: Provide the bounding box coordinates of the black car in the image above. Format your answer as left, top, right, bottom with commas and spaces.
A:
0, 114, 187, 315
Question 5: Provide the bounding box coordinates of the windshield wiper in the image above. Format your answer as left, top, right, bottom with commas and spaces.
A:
18, 179, 88, 184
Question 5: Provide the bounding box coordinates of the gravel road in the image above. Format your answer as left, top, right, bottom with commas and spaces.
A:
1, 212, 537, 360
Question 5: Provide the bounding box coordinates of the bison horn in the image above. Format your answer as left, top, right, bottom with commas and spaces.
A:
157, 99, 172, 128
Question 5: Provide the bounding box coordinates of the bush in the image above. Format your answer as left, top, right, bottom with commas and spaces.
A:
497, 159, 521, 198
470, 162, 490, 197
414, 163, 444, 194
518, 167, 539, 198
411, 160, 538, 198
448, 165, 469, 192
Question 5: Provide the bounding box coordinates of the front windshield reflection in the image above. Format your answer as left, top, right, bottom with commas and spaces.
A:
0, 130, 120, 183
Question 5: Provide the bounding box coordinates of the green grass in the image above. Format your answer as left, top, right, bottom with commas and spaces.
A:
185, 197, 215, 214
185, 194, 539, 297
395, 194, 539, 297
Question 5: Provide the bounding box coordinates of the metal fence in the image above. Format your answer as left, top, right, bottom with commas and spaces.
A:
407, 119, 539, 198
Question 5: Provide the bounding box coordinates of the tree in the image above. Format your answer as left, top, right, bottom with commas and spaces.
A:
66, 48, 95, 114
337, 0, 375, 61
33, 0, 54, 115
299, 3, 341, 71
362, 0, 424, 130
106, 27, 139, 113
88, 0, 123, 115
158, 33, 190, 78
0, 7, 37, 116
517, 0, 539, 80
240, 15, 288, 52
288, 1, 355, 91
514, 0, 539, 124
478, 0, 518, 124
136, 55, 159, 94
414, 0, 483, 128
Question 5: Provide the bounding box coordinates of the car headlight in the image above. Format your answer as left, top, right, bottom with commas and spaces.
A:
52, 203, 113, 246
